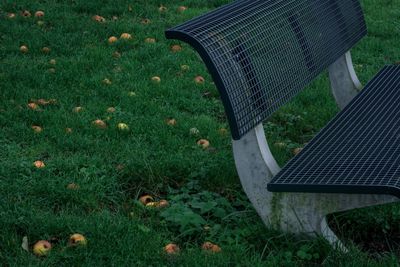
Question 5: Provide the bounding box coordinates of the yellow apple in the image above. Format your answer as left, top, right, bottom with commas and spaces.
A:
151, 76, 161, 83
49, 59, 56, 65
33, 240, 52, 256
42, 47, 51, 53
32, 125, 43, 133
69, 234, 87, 246
120, 33, 132, 40
293, 147, 303, 155
170, 44, 182, 52
166, 118, 177, 126
107, 107, 116, 113
145, 38, 156, 43
117, 123, 129, 131
102, 78, 112, 85
158, 5, 167, 12
67, 183, 79, 190
7, 13, 16, 19
180, 65, 190, 71
72, 106, 83, 113
20, 45, 29, 53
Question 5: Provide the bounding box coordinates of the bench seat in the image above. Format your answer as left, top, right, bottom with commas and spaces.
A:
268, 65, 400, 197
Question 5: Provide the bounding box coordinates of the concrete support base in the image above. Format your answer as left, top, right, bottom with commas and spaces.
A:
232, 123, 397, 247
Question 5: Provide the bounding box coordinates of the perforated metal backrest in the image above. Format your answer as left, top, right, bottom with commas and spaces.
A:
166, 0, 367, 140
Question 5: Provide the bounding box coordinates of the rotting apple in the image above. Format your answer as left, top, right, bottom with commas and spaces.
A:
69, 234, 87, 246
197, 139, 210, 149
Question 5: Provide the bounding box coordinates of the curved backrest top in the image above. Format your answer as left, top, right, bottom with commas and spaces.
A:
166, 0, 367, 140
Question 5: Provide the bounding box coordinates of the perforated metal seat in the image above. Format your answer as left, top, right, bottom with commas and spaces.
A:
268, 65, 400, 196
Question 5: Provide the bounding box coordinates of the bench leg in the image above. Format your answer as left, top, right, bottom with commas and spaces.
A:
328, 51, 362, 110
232, 124, 398, 246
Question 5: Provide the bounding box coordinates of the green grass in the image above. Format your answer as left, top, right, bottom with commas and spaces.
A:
0, 0, 400, 265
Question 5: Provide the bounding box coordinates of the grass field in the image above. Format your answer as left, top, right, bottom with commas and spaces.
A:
1, 0, 400, 265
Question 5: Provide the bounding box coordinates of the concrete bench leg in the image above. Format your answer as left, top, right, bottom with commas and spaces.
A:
232, 124, 398, 247
329, 51, 363, 110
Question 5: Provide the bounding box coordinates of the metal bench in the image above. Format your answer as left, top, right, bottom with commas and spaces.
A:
165, 0, 400, 245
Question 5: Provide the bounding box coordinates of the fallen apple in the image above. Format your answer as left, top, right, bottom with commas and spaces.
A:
197, 139, 210, 149
27, 102, 38, 110
202, 242, 221, 253
141, 18, 151, 24
72, 106, 83, 113
102, 78, 112, 85
157, 200, 169, 208
65, 128, 73, 133
34, 11, 45, 17
7, 13, 16, 19
120, 33, 132, 40
107, 107, 116, 113
158, 5, 167, 12
194, 76, 205, 84
164, 243, 180, 254
293, 147, 303, 155
22, 10, 31, 17
34, 160, 45, 168
180, 65, 190, 71
166, 118, 177, 126
177, 6, 187, 13
151, 76, 161, 83
170, 44, 182, 52
33, 240, 52, 257
108, 36, 118, 44
42, 47, 51, 53
92, 15, 105, 23
20, 45, 29, 53
127, 91, 136, 97
218, 128, 228, 136
117, 123, 129, 131
32, 125, 43, 133
67, 183, 79, 190
49, 59, 56, 65
139, 195, 154, 205
92, 119, 107, 129
69, 233, 87, 246
37, 20, 44, 26
145, 37, 156, 43
146, 201, 158, 208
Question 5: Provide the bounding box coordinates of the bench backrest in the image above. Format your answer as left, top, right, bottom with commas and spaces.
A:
166, 0, 366, 140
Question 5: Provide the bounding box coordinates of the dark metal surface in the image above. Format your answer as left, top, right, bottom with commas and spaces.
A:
166, 0, 366, 139
268, 66, 400, 197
